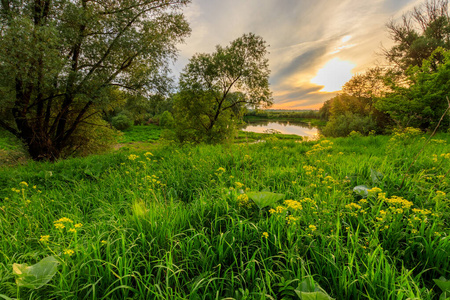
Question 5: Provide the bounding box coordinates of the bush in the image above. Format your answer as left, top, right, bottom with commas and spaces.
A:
159, 111, 175, 129
111, 113, 133, 131
322, 112, 377, 137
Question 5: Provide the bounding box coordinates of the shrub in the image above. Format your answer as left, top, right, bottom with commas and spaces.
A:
159, 111, 175, 129
111, 113, 133, 131
323, 112, 377, 137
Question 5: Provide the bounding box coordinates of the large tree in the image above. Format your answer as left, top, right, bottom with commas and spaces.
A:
174, 33, 272, 143
0, 0, 190, 160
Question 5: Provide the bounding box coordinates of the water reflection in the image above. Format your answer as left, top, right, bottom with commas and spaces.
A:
242, 120, 319, 138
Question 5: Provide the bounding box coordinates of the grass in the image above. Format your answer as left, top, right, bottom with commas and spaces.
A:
0, 129, 449, 299
118, 125, 162, 143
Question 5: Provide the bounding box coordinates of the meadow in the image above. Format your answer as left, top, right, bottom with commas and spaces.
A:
0, 128, 449, 299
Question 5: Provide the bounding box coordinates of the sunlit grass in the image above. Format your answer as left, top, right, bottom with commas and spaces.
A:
0, 132, 449, 299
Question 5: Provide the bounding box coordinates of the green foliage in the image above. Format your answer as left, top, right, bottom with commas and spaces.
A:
0, 132, 449, 299
159, 111, 175, 129
385, 0, 450, 70
111, 113, 134, 131
377, 48, 450, 130
433, 277, 450, 300
13, 256, 59, 290
0, 0, 191, 160
62, 115, 119, 158
118, 125, 161, 143
246, 191, 285, 209
174, 33, 272, 143
322, 111, 378, 137
295, 277, 334, 300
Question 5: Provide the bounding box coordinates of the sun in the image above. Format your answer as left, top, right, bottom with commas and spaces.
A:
311, 58, 356, 92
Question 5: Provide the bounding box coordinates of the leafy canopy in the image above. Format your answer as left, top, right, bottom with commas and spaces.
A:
0, 0, 191, 160
173, 33, 272, 143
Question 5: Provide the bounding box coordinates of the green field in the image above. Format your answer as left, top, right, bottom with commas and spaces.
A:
0, 129, 449, 299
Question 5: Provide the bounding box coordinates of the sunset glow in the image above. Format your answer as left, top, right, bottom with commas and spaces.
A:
177, 1, 417, 109
310, 58, 356, 92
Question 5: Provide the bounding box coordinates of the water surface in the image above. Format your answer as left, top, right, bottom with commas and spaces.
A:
242, 120, 319, 138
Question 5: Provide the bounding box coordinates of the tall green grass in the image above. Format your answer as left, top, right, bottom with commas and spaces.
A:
0, 131, 449, 299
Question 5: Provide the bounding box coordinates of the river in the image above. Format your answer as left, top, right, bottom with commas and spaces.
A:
241, 120, 319, 138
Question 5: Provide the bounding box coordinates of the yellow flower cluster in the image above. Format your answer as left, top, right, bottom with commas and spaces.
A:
128, 154, 139, 161
284, 200, 302, 211
436, 191, 446, 197
345, 203, 362, 210
286, 215, 299, 224
262, 232, 269, 239
306, 140, 333, 156
269, 206, 287, 214
63, 249, 75, 256
19, 181, 28, 187
53, 217, 82, 233
308, 225, 317, 231
368, 187, 382, 194
235, 182, 244, 189
237, 194, 252, 208
381, 195, 413, 209
40, 235, 50, 243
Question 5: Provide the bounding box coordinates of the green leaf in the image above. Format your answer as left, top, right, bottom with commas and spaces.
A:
13, 256, 59, 289
370, 169, 384, 185
353, 185, 369, 198
434, 277, 450, 292
434, 277, 450, 300
294, 277, 334, 300
246, 191, 284, 209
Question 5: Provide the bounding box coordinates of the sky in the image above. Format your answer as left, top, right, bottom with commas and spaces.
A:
172, 0, 422, 110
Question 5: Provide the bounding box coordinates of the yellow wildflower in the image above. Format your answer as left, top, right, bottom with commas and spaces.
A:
74, 223, 83, 228
308, 225, 317, 231
237, 194, 252, 208
19, 181, 28, 187
235, 182, 244, 189
128, 154, 138, 161
39, 235, 50, 243
286, 215, 298, 224
68, 228, 77, 233
345, 203, 362, 210
262, 232, 269, 239
55, 217, 73, 223
54, 223, 65, 230
63, 249, 75, 256
284, 200, 302, 211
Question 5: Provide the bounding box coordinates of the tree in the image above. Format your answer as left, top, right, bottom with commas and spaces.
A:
0, 0, 190, 160
174, 33, 272, 143
376, 48, 450, 129
384, 0, 450, 70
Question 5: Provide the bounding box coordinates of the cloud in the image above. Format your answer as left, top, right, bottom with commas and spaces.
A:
173, 0, 418, 109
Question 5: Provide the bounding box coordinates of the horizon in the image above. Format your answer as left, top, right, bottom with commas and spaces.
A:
172, 0, 421, 110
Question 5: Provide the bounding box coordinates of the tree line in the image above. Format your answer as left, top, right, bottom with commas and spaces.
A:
320, 0, 450, 137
